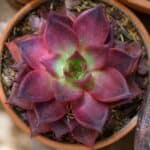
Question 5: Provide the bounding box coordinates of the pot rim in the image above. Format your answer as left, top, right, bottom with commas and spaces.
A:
118, 0, 150, 14
0, 0, 150, 150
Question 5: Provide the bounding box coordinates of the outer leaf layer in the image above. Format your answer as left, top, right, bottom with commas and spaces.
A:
72, 124, 99, 147
108, 43, 142, 76
34, 101, 66, 124
73, 92, 109, 131
16, 36, 51, 69
74, 5, 110, 47
90, 68, 131, 102
18, 70, 53, 103
8, 83, 33, 110
50, 119, 69, 138
26, 110, 51, 136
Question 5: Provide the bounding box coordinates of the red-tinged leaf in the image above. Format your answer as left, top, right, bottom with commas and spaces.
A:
8, 83, 33, 110
105, 25, 114, 47
108, 80, 142, 108
83, 46, 109, 70
50, 119, 69, 138
90, 68, 131, 103
108, 43, 142, 76
52, 79, 83, 102
18, 70, 53, 103
6, 41, 22, 63
48, 11, 73, 27
74, 5, 110, 47
44, 14, 78, 54
73, 92, 109, 132
14, 64, 31, 83
34, 101, 66, 124
16, 36, 52, 70
72, 124, 99, 147
26, 110, 51, 136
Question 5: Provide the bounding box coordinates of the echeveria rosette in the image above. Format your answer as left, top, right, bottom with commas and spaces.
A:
6, 5, 142, 148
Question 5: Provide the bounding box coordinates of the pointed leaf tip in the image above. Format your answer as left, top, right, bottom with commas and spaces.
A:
108, 42, 142, 76
74, 5, 110, 47
90, 68, 131, 102
73, 92, 109, 132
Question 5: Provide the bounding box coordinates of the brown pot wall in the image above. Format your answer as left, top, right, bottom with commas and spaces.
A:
0, 0, 150, 150
118, 0, 150, 14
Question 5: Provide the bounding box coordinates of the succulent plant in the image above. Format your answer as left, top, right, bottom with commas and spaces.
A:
6, 5, 142, 148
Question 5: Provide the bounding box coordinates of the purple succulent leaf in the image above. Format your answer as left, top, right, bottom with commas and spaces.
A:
16, 36, 53, 70
108, 43, 142, 76
8, 66, 33, 110
49, 119, 70, 139
8, 83, 33, 110
26, 110, 51, 136
90, 68, 131, 103
108, 80, 142, 108
52, 79, 83, 102
14, 64, 31, 83
83, 45, 109, 70
72, 123, 99, 147
34, 101, 66, 124
105, 25, 115, 47
74, 5, 110, 47
41, 55, 60, 77
17, 70, 54, 103
72, 92, 109, 132
44, 12, 78, 54
6, 40, 22, 63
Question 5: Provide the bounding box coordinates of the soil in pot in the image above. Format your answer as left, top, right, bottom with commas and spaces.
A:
1, 0, 149, 146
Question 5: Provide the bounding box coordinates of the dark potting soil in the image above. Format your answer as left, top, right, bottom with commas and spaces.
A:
1, 0, 149, 144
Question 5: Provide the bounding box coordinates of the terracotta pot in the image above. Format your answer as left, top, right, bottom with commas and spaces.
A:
118, 0, 150, 14
0, 0, 150, 150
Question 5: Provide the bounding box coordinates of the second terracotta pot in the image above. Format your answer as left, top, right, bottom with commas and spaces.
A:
118, 0, 150, 14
